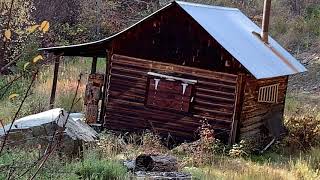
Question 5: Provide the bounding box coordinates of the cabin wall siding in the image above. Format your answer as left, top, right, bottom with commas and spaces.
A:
112, 5, 244, 73
239, 76, 288, 138
104, 54, 239, 140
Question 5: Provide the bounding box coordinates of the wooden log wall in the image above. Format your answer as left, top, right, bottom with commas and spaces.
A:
104, 54, 239, 141
239, 76, 288, 138
112, 4, 244, 74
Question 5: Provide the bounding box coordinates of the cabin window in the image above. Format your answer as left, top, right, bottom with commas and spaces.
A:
258, 84, 279, 103
146, 72, 196, 112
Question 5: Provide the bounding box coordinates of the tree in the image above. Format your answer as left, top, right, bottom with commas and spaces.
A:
0, 0, 36, 73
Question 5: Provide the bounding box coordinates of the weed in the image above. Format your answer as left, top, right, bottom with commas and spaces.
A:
229, 140, 249, 158
73, 153, 127, 179
284, 115, 320, 151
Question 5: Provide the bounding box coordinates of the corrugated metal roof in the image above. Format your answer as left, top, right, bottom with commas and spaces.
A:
176, 1, 306, 79
39, 1, 306, 79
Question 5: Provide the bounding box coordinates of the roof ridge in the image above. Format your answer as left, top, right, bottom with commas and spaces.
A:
175, 1, 239, 11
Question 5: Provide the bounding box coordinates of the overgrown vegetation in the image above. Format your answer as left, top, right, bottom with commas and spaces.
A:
0, 57, 106, 124
0, 95, 319, 179
0, 148, 127, 179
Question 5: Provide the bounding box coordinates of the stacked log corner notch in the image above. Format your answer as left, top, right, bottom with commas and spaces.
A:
239, 76, 288, 138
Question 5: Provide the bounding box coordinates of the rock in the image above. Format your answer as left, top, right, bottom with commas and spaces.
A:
135, 171, 192, 180
123, 160, 136, 171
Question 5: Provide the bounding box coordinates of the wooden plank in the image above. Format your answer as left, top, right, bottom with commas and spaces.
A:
110, 72, 147, 82
193, 100, 234, 111
197, 80, 236, 91
192, 112, 233, 123
111, 68, 146, 79
109, 85, 146, 95
91, 56, 98, 74
195, 93, 235, 103
240, 121, 264, 133
241, 129, 261, 137
242, 116, 263, 126
193, 107, 234, 117
99, 51, 111, 124
113, 59, 237, 86
109, 79, 147, 90
106, 104, 205, 126
196, 87, 235, 98
112, 54, 238, 81
112, 64, 147, 75
109, 95, 145, 104
106, 105, 188, 122
193, 115, 233, 123
106, 114, 199, 133
49, 56, 60, 109
229, 74, 245, 144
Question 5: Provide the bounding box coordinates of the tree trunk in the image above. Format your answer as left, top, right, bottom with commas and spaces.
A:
135, 154, 178, 172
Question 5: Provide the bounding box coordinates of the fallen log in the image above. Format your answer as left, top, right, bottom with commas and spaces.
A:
135, 154, 178, 172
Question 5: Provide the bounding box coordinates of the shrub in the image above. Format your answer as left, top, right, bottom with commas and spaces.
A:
97, 132, 129, 158
140, 131, 167, 154
284, 115, 320, 151
229, 140, 249, 158
173, 121, 228, 166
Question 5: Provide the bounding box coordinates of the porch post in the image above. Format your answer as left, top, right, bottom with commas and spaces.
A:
91, 56, 98, 74
99, 50, 111, 125
49, 55, 60, 109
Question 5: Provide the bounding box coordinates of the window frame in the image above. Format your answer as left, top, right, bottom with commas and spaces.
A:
257, 83, 279, 103
145, 72, 197, 113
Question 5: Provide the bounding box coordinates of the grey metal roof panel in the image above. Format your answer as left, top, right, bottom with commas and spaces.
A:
176, 1, 307, 79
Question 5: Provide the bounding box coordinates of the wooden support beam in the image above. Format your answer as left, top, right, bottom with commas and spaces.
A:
98, 50, 112, 124
91, 56, 98, 74
229, 73, 245, 145
49, 55, 60, 109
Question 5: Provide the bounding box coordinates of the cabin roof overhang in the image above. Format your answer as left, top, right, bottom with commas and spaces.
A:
39, 1, 307, 79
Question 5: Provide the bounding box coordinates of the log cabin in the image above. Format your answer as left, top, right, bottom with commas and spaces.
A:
39, 1, 306, 144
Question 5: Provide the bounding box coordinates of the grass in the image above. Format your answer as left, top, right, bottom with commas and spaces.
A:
0, 148, 127, 180
73, 153, 128, 179
285, 92, 320, 118
0, 57, 106, 124
180, 147, 320, 180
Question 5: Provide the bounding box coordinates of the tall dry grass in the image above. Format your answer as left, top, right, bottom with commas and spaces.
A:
0, 57, 106, 124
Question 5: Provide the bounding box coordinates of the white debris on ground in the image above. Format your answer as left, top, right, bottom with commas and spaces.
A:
0, 108, 98, 142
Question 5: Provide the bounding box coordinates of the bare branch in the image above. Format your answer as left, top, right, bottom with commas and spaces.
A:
0, 71, 38, 156
28, 73, 83, 180
0, 54, 22, 73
